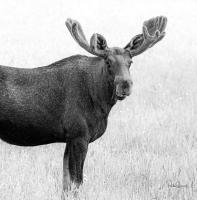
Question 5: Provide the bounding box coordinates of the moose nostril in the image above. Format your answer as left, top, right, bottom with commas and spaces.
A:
122, 81, 128, 89
122, 81, 132, 89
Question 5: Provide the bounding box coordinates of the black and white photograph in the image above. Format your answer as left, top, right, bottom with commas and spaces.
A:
0, 0, 196, 199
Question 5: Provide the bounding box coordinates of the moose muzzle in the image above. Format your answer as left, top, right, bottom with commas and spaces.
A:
114, 77, 133, 100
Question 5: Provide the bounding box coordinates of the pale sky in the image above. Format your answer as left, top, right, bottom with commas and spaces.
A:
0, 0, 196, 67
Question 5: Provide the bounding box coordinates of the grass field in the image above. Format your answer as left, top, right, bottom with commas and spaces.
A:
0, 0, 197, 199
1, 52, 197, 200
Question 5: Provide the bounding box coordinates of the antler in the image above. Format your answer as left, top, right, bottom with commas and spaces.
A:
66, 18, 108, 57
66, 18, 93, 55
128, 16, 167, 57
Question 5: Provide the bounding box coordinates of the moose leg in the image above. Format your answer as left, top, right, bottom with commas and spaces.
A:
63, 144, 71, 191
63, 138, 88, 191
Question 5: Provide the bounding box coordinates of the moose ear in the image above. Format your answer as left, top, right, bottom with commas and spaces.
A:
90, 33, 108, 54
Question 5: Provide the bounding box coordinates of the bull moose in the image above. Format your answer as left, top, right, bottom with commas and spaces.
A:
0, 16, 167, 191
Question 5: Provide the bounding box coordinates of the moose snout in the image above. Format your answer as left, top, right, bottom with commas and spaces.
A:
121, 80, 133, 95
115, 78, 133, 99
122, 80, 132, 91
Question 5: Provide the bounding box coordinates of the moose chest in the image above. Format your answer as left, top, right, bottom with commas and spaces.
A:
81, 103, 109, 143
88, 115, 108, 143
62, 110, 108, 143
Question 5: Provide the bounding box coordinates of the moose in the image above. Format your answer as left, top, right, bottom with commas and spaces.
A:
0, 16, 167, 191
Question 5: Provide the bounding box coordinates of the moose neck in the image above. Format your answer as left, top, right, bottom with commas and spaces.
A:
89, 57, 117, 117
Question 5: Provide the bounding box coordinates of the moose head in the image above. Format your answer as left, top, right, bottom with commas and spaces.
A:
66, 16, 167, 100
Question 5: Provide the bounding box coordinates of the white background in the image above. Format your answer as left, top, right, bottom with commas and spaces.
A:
0, 0, 196, 68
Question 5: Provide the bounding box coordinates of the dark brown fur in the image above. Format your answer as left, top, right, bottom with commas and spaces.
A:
0, 55, 114, 146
